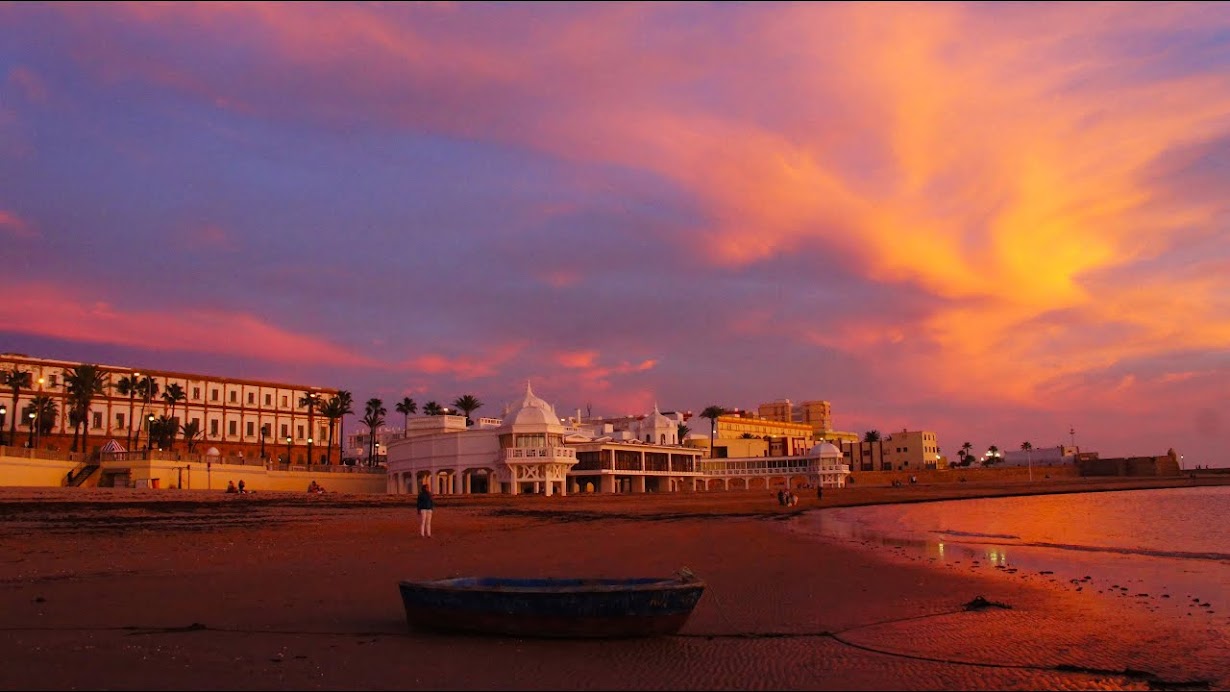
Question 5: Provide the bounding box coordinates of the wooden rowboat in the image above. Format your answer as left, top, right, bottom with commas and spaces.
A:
398, 568, 705, 638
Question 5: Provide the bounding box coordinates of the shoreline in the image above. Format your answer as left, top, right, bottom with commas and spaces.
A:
0, 478, 1227, 690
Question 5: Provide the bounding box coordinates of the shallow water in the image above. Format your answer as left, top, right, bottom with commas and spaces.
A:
795, 485, 1230, 623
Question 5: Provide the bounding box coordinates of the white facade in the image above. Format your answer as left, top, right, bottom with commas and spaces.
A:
385, 385, 849, 496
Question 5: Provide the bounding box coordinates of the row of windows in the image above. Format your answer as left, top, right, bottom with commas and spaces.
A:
79, 412, 327, 441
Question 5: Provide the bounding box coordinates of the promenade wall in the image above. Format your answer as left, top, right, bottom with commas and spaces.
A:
848, 463, 1079, 487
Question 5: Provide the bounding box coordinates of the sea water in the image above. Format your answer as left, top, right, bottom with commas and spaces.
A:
795, 485, 1230, 622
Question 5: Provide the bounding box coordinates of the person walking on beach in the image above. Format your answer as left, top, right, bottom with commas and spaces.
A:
416, 483, 434, 537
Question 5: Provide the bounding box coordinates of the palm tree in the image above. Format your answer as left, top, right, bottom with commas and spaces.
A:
395, 396, 417, 433
298, 391, 321, 461
676, 423, 690, 445
182, 420, 202, 453
335, 390, 354, 463
318, 395, 348, 465
4, 368, 32, 447
151, 414, 179, 450
452, 394, 482, 427
162, 383, 186, 423
63, 364, 108, 455
986, 444, 1000, 465
134, 376, 159, 451
863, 430, 881, 442
700, 405, 727, 458
362, 398, 386, 466
423, 401, 443, 416
115, 373, 140, 450
961, 441, 973, 467
1021, 441, 1034, 481
22, 395, 57, 448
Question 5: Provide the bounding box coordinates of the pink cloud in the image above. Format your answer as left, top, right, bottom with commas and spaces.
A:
401, 342, 525, 380
0, 278, 375, 367
0, 210, 37, 238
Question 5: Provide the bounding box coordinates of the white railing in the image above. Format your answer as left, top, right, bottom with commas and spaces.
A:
500, 446, 576, 461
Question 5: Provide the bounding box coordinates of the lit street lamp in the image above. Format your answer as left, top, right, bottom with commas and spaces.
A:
286, 436, 292, 464
0, 404, 7, 446
307, 437, 314, 466
146, 414, 155, 453
28, 411, 36, 448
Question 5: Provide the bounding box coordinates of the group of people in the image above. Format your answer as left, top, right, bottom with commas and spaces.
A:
225, 479, 249, 494
776, 488, 799, 506
307, 480, 327, 494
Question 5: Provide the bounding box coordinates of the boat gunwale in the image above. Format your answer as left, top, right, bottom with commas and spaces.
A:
398, 576, 706, 595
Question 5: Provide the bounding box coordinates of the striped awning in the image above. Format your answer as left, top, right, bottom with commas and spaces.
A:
99, 439, 127, 454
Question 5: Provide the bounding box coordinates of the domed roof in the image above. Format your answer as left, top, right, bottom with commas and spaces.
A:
500, 382, 566, 432
808, 441, 842, 458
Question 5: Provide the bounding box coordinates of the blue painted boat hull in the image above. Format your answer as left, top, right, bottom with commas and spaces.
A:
399, 575, 706, 638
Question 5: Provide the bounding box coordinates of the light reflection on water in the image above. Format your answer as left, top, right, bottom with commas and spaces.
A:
795, 485, 1230, 621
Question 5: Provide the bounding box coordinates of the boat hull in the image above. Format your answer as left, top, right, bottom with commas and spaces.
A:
399, 576, 706, 638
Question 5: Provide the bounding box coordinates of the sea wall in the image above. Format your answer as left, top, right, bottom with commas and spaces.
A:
848, 464, 1080, 487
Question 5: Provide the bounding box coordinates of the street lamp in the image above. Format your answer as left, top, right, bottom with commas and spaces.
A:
0, 404, 7, 446
259, 425, 267, 460
286, 435, 292, 464
28, 411, 36, 448
146, 414, 155, 453
307, 437, 314, 466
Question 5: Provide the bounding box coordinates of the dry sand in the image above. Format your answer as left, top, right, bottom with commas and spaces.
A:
1, 475, 1227, 691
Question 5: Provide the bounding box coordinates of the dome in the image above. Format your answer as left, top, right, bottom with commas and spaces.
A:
808, 442, 842, 458
501, 382, 566, 432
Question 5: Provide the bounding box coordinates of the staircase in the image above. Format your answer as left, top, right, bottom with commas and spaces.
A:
67, 464, 99, 487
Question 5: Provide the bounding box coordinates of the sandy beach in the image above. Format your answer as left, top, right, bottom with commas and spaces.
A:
1, 475, 1227, 691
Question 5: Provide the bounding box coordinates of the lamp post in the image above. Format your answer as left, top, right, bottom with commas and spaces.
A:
28, 411, 36, 448
0, 404, 7, 446
146, 414, 155, 453
307, 437, 314, 466
286, 435, 292, 465
259, 425, 267, 460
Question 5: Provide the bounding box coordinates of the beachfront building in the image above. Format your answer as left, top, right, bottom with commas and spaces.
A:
1, 352, 338, 464
698, 442, 849, 490
1000, 445, 1078, 468
756, 398, 860, 445
694, 411, 817, 459
385, 384, 850, 496
840, 429, 945, 472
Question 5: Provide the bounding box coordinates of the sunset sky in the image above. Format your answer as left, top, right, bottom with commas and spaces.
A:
2, 2, 1228, 465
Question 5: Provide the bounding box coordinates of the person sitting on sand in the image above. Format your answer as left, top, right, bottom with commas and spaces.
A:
307, 480, 319, 493
237, 479, 247, 494
226, 480, 238, 494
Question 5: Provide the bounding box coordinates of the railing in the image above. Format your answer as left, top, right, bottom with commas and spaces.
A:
499, 447, 576, 461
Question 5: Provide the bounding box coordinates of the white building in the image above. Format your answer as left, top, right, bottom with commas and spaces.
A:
385, 384, 850, 496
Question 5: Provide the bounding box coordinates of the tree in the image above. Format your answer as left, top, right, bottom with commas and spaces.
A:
22, 395, 57, 448
863, 430, 881, 442
676, 423, 690, 444
452, 394, 482, 426
985, 445, 1001, 465
3, 367, 32, 447
740, 432, 757, 439
298, 391, 321, 461
363, 398, 386, 466
63, 364, 108, 455
395, 397, 417, 432
1021, 440, 1034, 481
151, 415, 179, 450
423, 401, 443, 416
334, 390, 353, 463
182, 420, 202, 453
700, 405, 727, 458
162, 382, 186, 418
134, 376, 160, 451
114, 373, 140, 450
319, 395, 348, 465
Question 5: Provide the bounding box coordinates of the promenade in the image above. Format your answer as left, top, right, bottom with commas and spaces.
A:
0, 475, 1226, 690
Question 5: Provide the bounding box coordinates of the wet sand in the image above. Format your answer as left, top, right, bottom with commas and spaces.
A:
1, 476, 1227, 690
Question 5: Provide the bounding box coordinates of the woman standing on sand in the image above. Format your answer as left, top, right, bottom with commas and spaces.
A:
416, 483, 434, 537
